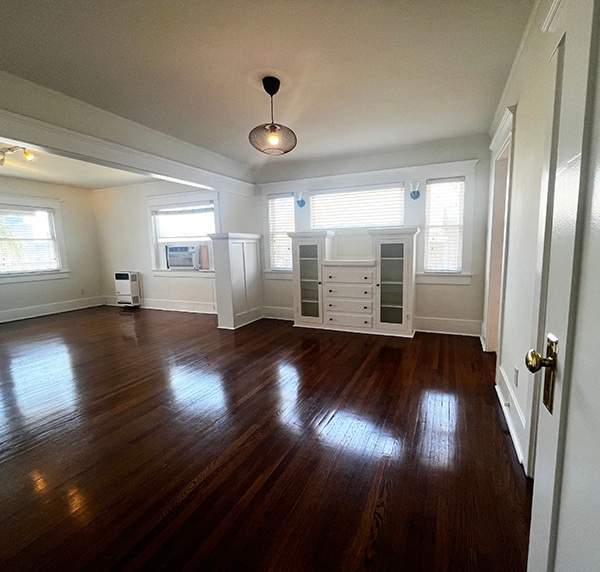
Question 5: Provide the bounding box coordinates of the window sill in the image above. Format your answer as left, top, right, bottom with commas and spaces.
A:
264, 270, 293, 280
0, 270, 71, 285
152, 269, 215, 278
416, 273, 472, 285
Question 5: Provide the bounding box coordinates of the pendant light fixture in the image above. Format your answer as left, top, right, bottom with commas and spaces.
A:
249, 76, 297, 155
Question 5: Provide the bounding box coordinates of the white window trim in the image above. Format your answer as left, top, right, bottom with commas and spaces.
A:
146, 191, 219, 277
0, 193, 70, 284
414, 172, 475, 280
263, 192, 295, 275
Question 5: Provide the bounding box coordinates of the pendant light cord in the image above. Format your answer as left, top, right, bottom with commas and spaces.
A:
270, 96, 275, 125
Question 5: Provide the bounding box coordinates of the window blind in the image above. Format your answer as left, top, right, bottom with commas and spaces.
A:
424, 177, 465, 272
310, 187, 404, 229
0, 207, 59, 273
268, 194, 295, 270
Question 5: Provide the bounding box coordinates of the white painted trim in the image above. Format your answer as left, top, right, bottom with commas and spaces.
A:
498, 364, 526, 427
263, 271, 293, 281
0, 297, 104, 323
106, 296, 216, 314
541, 0, 566, 33
416, 273, 472, 285
0, 106, 256, 197
0, 270, 71, 285
413, 316, 482, 336
495, 383, 525, 464
490, 107, 516, 153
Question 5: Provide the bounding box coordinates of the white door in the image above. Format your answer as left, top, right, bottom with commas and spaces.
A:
526, 2, 596, 569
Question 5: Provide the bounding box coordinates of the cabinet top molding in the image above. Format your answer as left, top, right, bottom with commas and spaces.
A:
367, 227, 420, 237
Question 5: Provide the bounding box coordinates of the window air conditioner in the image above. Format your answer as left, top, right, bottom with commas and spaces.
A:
114, 271, 141, 306
166, 245, 199, 269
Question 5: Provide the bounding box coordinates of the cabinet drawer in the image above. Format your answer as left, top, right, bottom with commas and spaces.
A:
325, 313, 373, 328
324, 284, 373, 298
325, 299, 372, 313
323, 267, 373, 284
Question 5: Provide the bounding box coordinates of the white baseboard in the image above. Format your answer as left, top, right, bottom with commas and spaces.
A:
262, 306, 294, 321
413, 316, 482, 336
105, 295, 216, 314
495, 366, 526, 464
0, 296, 105, 323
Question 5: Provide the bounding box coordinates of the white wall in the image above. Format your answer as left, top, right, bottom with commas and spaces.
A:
490, 0, 574, 468
0, 177, 103, 322
93, 180, 261, 313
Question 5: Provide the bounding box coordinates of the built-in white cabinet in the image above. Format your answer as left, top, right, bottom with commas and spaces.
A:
289, 228, 419, 337
289, 231, 333, 325
368, 228, 418, 336
209, 233, 262, 330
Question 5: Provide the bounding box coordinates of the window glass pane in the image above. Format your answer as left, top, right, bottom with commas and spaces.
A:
156, 211, 215, 240
310, 187, 404, 229
0, 208, 59, 273
268, 194, 294, 270
424, 178, 464, 272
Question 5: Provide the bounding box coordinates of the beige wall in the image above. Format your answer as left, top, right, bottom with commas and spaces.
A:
0, 177, 103, 322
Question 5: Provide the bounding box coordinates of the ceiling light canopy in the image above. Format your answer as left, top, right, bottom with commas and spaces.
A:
249, 76, 297, 156
0, 146, 36, 166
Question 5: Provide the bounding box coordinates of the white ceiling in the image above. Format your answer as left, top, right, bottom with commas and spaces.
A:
0, 0, 533, 186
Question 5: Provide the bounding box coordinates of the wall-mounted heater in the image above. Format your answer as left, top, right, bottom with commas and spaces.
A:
114, 271, 141, 307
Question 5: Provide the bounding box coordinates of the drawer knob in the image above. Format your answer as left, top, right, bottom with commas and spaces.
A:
329, 275, 333, 279
364, 320, 368, 324
328, 303, 333, 307
329, 289, 333, 293
364, 291, 368, 294
364, 276, 368, 280
329, 318, 333, 322
364, 306, 367, 309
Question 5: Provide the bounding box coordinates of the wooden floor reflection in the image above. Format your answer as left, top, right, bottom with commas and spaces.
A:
0, 307, 532, 571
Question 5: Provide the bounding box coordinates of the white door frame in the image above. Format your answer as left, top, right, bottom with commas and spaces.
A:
483, 106, 515, 354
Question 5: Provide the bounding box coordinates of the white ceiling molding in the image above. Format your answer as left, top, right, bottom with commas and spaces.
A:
259, 160, 479, 195
542, 0, 566, 33
0, 108, 256, 197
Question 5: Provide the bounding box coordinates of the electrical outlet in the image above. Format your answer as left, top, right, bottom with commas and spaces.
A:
513, 366, 519, 388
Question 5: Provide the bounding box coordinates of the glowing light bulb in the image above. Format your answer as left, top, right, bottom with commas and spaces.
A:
23, 150, 35, 162
268, 132, 280, 146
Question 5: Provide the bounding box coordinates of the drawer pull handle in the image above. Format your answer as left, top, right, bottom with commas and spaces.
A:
329, 318, 333, 322
364, 320, 368, 324
364, 276, 368, 280
364, 291, 368, 294
329, 275, 333, 279
364, 306, 368, 309
329, 289, 333, 293
328, 303, 333, 307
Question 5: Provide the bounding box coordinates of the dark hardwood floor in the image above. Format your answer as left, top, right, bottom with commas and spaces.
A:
0, 307, 532, 571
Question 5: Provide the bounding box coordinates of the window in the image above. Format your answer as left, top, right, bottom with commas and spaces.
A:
310, 186, 404, 229
267, 194, 295, 270
0, 200, 65, 276
150, 201, 216, 270
424, 177, 465, 273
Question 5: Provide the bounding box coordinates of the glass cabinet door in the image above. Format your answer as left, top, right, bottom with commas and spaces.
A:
379, 242, 404, 324
299, 244, 320, 318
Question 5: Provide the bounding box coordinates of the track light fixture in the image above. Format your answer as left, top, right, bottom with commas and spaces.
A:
0, 146, 36, 167
249, 76, 297, 155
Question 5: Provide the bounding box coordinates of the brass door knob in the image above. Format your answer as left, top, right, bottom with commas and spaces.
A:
525, 349, 554, 373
